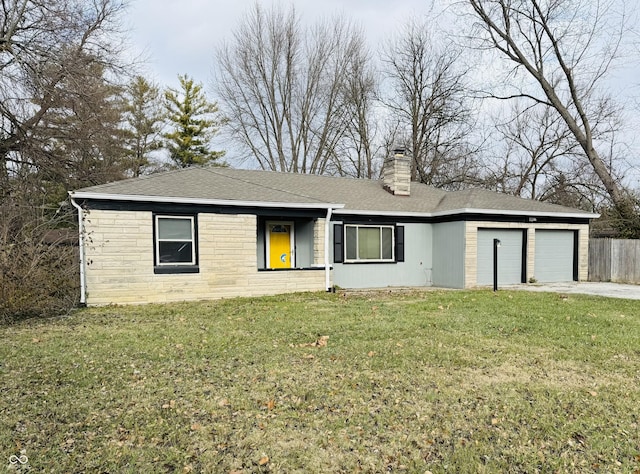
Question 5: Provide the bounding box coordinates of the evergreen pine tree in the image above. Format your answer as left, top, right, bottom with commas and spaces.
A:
163, 74, 226, 168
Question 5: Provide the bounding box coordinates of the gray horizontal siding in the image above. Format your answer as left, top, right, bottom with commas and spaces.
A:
432, 222, 465, 288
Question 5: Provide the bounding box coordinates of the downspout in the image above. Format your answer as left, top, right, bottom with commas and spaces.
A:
324, 206, 333, 291
69, 195, 87, 305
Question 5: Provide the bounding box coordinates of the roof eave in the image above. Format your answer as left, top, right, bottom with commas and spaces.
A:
334, 207, 599, 219
68, 191, 345, 210
68, 192, 598, 219
333, 209, 432, 218
431, 208, 600, 219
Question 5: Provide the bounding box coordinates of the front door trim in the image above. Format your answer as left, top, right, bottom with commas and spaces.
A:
266, 221, 295, 269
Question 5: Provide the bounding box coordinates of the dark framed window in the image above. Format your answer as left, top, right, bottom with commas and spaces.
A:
154, 215, 199, 273
345, 224, 394, 262
334, 223, 404, 264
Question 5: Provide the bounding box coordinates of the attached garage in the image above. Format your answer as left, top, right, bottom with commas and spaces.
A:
477, 229, 526, 286
534, 230, 577, 282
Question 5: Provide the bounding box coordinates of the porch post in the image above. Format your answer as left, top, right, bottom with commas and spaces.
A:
324, 207, 333, 291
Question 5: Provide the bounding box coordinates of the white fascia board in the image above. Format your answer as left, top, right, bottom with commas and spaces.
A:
333, 207, 599, 219
430, 208, 600, 219
69, 191, 345, 210
332, 209, 432, 218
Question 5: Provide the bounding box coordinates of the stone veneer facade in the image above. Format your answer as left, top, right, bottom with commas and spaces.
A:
83, 209, 329, 305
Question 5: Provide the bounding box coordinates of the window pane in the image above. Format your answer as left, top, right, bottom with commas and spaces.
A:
345, 226, 357, 260
382, 227, 393, 259
158, 218, 192, 240
158, 241, 193, 264
358, 227, 381, 259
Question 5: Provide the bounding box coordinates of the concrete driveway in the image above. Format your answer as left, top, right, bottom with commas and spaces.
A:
506, 282, 640, 300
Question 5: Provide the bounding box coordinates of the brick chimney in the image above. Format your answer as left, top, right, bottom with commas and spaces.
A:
383, 148, 411, 196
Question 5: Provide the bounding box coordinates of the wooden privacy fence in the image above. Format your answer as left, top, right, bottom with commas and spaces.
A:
589, 238, 640, 283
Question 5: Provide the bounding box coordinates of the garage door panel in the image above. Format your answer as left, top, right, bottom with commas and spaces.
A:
477, 229, 524, 286
535, 230, 575, 282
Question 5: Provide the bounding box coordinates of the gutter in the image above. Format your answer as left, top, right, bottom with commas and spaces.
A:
69, 195, 86, 305
333, 208, 600, 220
69, 191, 344, 211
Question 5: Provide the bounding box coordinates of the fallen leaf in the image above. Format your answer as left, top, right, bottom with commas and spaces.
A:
161, 400, 177, 410
266, 399, 275, 411
368, 351, 376, 357
572, 432, 586, 445
299, 335, 329, 348
32, 338, 41, 343
315, 335, 329, 347
258, 455, 269, 466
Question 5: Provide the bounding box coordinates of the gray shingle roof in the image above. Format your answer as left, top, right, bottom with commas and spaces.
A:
72, 166, 596, 218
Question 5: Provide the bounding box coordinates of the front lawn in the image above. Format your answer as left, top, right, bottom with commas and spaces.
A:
1, 289, 639, 473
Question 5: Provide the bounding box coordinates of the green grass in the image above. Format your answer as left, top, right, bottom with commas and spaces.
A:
1, 289, 640, 473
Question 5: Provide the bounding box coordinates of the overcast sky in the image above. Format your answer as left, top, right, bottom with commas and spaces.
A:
126, 0, 640, 185
127, 0, 432, 88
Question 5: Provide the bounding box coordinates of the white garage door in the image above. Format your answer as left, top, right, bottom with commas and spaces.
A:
534, 230, 575, 282
477, 229, 525, 286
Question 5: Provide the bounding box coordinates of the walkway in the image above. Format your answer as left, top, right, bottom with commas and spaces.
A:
506, 282, 640, 300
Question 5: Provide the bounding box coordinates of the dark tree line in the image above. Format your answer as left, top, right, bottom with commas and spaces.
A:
0, 0, 224, 322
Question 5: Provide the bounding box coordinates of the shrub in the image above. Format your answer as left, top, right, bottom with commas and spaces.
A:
0, 203, 79, 324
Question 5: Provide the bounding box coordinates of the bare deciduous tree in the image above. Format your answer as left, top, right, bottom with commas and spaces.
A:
380, 16, 478, 189
487, 102, 581, 200
216, 3, 373, 174
0, 0, 131, 320
466, 0, 639, 229
329, 41, 380, 178
0, 0, 128, 196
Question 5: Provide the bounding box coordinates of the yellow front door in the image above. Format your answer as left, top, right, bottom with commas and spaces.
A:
269, 224, 292, 268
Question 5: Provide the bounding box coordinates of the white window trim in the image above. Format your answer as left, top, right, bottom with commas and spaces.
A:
344, 224, 395, 263
155, 215, 196, 266
265, 221, 295, 268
